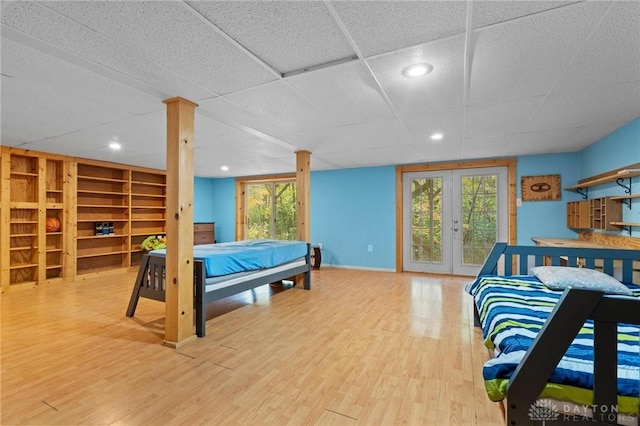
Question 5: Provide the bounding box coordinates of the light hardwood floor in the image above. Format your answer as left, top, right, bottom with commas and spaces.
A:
1, 268, 504, 425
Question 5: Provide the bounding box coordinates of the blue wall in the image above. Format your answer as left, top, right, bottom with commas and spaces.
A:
197, 118, 640, 268
194, 177, 215, 223
193, 177, 235, 243
516, 153, 582, 245
578, 118, 640, 237
311, 166, 396, 270
211, 178, 236, 243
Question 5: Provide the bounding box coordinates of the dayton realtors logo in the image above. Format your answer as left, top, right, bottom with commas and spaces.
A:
529, 400, 560, 423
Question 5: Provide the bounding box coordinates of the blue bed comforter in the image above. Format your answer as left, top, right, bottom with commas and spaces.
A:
150, 239, 308, 278
466, 275, 640, 414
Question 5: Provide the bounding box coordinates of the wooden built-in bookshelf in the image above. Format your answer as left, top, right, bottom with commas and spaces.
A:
1, 147, 166, 290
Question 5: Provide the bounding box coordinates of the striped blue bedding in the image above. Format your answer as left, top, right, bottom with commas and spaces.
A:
150, 240, 308, 278
466, 275, 640, 414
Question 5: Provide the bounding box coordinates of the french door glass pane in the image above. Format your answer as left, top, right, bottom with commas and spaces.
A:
246, 183, 272, 239
410, 178, 442, 263
274, 182, 296, 240
461, 175, 498, 266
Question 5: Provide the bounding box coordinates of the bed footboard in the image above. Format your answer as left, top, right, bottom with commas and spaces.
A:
507, 289, 640, 425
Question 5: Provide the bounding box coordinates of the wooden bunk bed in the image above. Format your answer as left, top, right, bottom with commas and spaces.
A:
469, 243, 640, 425
126, 240, 312, 337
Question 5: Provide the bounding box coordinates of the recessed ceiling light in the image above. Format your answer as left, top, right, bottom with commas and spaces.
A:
402, 63, 433, 78
430, 133, 444, 141
109, 142, 121, 150
221, 165, 229, 172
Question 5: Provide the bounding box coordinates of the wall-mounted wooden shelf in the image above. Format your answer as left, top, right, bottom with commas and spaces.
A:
564, 166, 640, 190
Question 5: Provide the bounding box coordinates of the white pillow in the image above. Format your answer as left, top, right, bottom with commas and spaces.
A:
530, 266, 632, 296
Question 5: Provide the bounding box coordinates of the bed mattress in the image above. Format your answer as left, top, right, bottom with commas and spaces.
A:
466, 275, 640, 415
150, 239, 308, 277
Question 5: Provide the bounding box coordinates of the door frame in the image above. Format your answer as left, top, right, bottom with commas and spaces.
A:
395, 159, 517, 273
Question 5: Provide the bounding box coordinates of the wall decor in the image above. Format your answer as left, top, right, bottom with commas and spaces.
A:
521, 174, 561, 201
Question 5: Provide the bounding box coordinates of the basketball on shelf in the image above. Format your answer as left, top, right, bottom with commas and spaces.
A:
46, 217, 61, 233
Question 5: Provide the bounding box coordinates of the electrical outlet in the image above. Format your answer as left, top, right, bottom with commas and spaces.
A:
318, 243, 323, 249
367, 245, 373, 252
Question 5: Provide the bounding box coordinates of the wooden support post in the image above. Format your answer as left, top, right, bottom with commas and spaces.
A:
63, 160, 76, 280
295, 151, 311, 287
296, 150, 311, 242
163, 97, 198, 348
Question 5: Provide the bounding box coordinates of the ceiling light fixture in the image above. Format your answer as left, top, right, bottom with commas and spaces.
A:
402, 63, 433, 78
221, 165, 229, 172
109, 142, 121, 150
430, 133, 443, 141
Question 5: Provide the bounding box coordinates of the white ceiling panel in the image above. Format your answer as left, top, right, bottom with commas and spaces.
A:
465, 97, 543, 140
1, 2, 213, 101
1, 77, 133, 145
280, 118, 412, 153
332, 1, 467, 57
321, 144, 423, 169
225, 81, 339, 133
472, 1, 580, 29
1, 1, 638, 177
367, 35, 466, 116
550, 1, 640, 94
506, 127, 587, 156
287, 61, 394, 126
401, 109, 464, 146
1, 39, 163, 116
186, 1, 355, 74
14, 112, 165, 158
419, 139, 465, 162
39, 1, 277, 95
525, 82, 640, 133
198, 97, 291, 138
462, 135, 515, 160
468, 1, 609, 105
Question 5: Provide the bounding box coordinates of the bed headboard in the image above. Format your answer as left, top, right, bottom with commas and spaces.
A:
479, 242, 640, 285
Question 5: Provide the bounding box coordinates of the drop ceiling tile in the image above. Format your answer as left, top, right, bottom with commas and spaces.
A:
280, 118, 412, 153
1, 2, 214, 100
1, 39, 163, 116
320, 144, 423, 169
287, 61, 394, 126
225, 81, 339, 133
186, 1, 354, 74
401, 109, 464, 145
1, 78, 133, 145
418, 139, 465, 162
550, 1, 640, 94
465, 97, 543, 139
367, 35, 466, 115
198, 97, 290, 138
37, 1, 277, 94
14, 113, 165, 163
472, 1, 581, 29
333, 1, 467, 57
468, 1, 609, 105
462, 135, 514, 159
506, 127, 586, 155
525, 82, 640, 132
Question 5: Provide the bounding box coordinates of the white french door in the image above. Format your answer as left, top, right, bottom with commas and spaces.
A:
402, 167, 508, 276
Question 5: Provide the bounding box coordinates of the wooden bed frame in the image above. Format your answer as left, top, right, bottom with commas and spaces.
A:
475, 243, 640, 426
126, 244, 312, 337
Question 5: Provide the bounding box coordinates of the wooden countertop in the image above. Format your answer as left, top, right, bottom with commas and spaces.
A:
531, 238, 613, 249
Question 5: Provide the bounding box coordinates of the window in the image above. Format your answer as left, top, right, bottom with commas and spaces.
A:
236, 175, 297, 241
